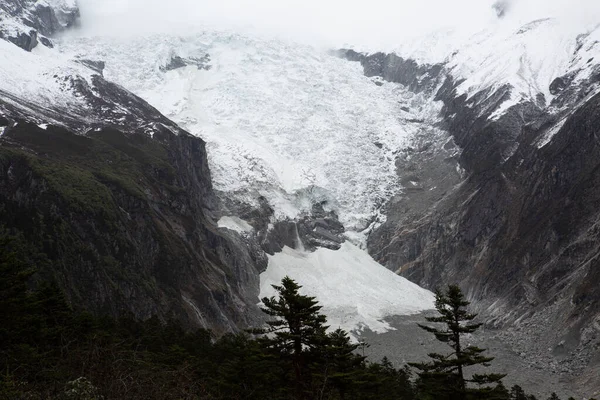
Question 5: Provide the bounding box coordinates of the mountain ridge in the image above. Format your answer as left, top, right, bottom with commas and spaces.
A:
340, 41, 600, 389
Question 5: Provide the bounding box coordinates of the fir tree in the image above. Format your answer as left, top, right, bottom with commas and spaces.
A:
319, 328, 365, 400
256, 276, 329, 398
409, 285, 506, 400
510, 385, 527, 400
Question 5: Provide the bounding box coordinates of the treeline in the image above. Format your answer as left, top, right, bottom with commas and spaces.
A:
0, 231, 583, 399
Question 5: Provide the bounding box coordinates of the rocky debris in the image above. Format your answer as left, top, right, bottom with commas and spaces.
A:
160, 54, 212, 72
359, 313, 591, 399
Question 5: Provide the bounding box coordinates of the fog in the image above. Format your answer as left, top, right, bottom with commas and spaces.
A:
76, 0, 600, 47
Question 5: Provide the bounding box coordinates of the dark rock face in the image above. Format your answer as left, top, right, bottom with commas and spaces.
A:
549, 74, 575, 95
259, 202, 345, 254
0, 118, 264, 334
337, 49, 444, 95
0, 1, 264, 332
0, 0, 79, 51
344, 50, 600, 391
9, 29, 38, 51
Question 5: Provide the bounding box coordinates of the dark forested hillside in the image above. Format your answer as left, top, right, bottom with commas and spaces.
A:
0, 119, 264, 333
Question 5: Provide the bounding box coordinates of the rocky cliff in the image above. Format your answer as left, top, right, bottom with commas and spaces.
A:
0, 0, 265, 334
341, 44, 600, 389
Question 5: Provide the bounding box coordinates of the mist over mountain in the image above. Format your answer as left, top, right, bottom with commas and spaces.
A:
75, 0, 600, 47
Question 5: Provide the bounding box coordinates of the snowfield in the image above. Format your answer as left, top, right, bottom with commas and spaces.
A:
390, 18, 600, 119
0, 40, 93, 125
260, 242, 435, 336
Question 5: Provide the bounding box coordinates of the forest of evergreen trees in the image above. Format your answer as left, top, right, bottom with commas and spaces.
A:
0, 230, 587, 399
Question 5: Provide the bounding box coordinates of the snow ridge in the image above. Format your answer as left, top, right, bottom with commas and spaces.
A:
388, 18, 600, 119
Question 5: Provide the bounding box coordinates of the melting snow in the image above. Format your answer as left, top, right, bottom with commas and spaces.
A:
260, 242, 435, 336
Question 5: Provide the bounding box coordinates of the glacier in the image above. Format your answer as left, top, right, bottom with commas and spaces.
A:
58, 32, 444, 233
54, 30, 443, 333
261, 242, 435, 336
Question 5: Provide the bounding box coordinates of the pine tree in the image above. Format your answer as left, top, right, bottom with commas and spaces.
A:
319, 328, 365, 400
547, 393, 561, 400
256, 276, 329, 398
409, 285, 506, 400
510, 385, 527, 400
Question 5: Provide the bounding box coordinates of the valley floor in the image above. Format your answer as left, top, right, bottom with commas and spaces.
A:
359, 313, 593, 399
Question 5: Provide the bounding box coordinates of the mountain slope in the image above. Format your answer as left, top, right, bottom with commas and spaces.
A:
343, 17, 600, 391
0, 0, 266, 333
56, 30, 441, 333
0, 0, 436, 337
3, 0, 600, 392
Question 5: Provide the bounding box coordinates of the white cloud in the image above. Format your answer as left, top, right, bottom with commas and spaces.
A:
75, 0, 600, 48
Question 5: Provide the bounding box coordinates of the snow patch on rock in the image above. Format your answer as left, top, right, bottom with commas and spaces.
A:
218, 216, 254, 233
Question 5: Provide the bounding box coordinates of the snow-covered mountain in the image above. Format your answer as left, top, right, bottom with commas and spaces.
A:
57, 32, 444, 236
54, 29, 443, 334
0, 0, 438, 337
2, 0, 600, 392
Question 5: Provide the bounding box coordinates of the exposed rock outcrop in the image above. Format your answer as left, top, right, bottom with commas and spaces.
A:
259, 202, 345, 254
160, 54, 212, 72
0, 0, 79, 51
342, 49, 600, 391
0, 116, 264, 334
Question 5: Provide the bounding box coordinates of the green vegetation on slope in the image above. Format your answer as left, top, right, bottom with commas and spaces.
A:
0, 123, 205, 322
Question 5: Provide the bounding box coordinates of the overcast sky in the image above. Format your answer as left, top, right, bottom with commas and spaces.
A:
76, 0, 600, 47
